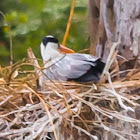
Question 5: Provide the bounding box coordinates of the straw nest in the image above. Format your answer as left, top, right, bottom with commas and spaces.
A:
0, 45, 140, 140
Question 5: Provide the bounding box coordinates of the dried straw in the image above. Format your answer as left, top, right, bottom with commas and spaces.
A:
0, 48, 140, 140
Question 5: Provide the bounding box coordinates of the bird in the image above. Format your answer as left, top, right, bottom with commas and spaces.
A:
40, 35, 105, 83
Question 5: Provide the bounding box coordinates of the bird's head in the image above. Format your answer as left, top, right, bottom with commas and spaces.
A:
40, 35, 74, 62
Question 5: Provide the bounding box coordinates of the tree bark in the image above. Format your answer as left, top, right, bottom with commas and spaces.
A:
89, 0, 140, 64
88, 1, 140, 139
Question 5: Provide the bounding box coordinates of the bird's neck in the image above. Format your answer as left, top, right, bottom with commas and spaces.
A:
43, 47, 62, 62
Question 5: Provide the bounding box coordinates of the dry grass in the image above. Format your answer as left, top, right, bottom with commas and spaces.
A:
0, 47, 140, 140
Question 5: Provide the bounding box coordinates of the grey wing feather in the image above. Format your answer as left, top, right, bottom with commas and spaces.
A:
44, 53, 99, 80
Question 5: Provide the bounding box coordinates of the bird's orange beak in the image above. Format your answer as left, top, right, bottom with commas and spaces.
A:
59, 44, 75, 53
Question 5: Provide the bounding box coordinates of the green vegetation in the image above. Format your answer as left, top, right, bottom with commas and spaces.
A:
0, 0, 89, 66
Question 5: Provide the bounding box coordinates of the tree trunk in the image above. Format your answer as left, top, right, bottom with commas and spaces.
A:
89, 0, 140, 65
88, 0, 140, 139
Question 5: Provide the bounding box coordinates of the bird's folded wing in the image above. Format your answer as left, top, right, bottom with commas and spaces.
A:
45, 54, 99, 80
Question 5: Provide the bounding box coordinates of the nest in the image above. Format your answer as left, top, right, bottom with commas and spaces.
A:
0, 46, 140, 140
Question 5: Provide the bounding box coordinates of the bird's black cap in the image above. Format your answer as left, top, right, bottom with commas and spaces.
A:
42, 35, 59, 46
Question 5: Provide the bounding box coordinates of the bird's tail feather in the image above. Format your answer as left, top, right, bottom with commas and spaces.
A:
95, 59, 105, 74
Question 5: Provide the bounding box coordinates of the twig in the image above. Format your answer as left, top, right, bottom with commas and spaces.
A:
0, 95, 13, 106
102, 42, 119, 76
25, 85, 59, 140
71, 122, 98, 140
107, 72, 134, 111
62, 0, 75, 45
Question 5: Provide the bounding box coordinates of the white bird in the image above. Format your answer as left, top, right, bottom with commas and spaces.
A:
40, 35, 105, 83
